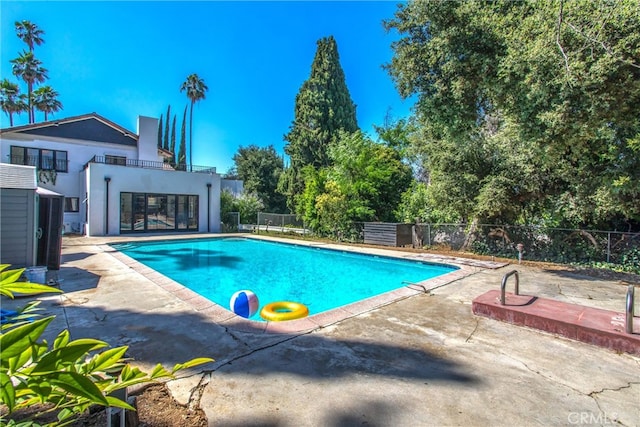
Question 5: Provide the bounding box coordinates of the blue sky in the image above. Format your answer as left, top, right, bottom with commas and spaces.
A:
1, 1, 413, 174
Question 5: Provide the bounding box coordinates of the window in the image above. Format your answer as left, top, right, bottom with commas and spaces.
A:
64, 197, 80, 212
10, 146, 68, 172
120, 192, 197, 233
120, 194, 132, 231
105, 155, 126, 166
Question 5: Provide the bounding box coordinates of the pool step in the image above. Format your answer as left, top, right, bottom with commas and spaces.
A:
472, 290, 640, 356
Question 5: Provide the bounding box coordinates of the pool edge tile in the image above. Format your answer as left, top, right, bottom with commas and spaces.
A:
106, 234, 488, 334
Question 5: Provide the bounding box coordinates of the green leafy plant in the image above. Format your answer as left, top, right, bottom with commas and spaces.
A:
620, 247, 640, 274
0, 265, 61, 300
37, 170, 57, 186
0, 264, 213, 426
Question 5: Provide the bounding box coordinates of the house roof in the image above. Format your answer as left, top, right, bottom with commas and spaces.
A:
0, 113, 138, 147
36, 186, 64, 197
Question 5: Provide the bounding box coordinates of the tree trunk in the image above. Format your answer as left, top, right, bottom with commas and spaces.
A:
189, 100, 194, 172
27, 82, 33, 123
412, 219, 423, 249
461, 218, 479, 251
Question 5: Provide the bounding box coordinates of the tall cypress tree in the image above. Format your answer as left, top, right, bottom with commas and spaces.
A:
170, 114, 177, 164
177, 105, 187, 169
157, 114, 163, 149
163, 105, 171, 151
282, 35, 359, 210
285, 35, 358, 168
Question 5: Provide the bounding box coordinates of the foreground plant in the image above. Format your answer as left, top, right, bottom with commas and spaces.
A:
0, 264, 213, 426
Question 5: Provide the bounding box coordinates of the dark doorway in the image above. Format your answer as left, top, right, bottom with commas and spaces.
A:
37, 192, 64, 270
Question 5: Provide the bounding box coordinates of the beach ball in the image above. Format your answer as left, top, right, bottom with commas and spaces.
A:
230, 290, 259, 318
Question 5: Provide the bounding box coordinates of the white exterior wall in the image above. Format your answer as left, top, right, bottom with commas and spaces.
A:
85, 162, 221, 236
1, 115, 227, 237
0, 133, 138, 233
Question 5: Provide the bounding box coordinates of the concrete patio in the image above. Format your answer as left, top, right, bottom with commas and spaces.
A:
4, 234, 639, 426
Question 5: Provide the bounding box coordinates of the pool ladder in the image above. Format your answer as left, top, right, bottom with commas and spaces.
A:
627, 285, 637, 334
500, 270, 519, 305
499, 270, 638, 335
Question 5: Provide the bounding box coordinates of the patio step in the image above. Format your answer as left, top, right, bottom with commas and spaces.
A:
472, 290, 640, 356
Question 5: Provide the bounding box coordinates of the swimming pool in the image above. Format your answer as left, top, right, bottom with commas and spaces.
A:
111, 238, 458, 320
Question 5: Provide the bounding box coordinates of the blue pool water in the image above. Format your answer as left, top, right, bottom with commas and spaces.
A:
111, 238, 457, 320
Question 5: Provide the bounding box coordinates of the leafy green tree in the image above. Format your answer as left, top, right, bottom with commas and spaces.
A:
235, 193, 264, 224
327, 131, 412, 222
384, 0, 640, 228
10, 51, 47, 124
373, 109, 412, 152
282, 35, 359, 210
219, 190, 264, 226
295, 166, 328, 231
223, 167, 240, 180
220, 189, 236, 216
0, 78, 27, 126
374, 113, 430, 183
396, 182, 431, 223
32, 85, 62, 121
15, 20, 44, 52
232, 145, 287, 213
298, 131, 412, 234
180, 74, 208, 171
314, 179, 350, 236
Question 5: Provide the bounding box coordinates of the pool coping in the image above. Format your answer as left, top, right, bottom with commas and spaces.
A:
102, 234, 505, 334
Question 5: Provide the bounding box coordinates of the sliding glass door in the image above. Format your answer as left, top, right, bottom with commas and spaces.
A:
120, 192, 198, 233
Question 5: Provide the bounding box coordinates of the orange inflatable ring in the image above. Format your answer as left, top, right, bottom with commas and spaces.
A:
260, 301, 309, 322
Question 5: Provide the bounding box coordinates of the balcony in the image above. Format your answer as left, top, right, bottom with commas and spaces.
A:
9, 155, 69, 173
83, 156, 216, 173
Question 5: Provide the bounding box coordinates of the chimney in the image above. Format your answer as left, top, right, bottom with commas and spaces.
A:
136, 116, 159, 162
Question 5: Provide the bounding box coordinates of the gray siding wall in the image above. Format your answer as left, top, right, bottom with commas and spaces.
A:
1, 188, 36, 267
363, 222, 414, 247
0, 163, 37, 189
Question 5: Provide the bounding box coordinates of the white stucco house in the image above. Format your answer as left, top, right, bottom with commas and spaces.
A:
0, 113, 238, 239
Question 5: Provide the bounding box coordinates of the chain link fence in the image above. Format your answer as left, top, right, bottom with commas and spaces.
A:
220, 211, 240, 232
414, 224, 639, 266
424, 224, 640, 265
307, 221, 640, 271
256, 213, 307, 234
236, 216, 639, 271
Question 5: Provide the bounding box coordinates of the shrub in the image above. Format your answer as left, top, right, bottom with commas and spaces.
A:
620, 247, 640, 274
0, 264, 213, 426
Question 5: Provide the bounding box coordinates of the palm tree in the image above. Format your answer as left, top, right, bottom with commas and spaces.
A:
15, 20, 45, 52
10, 51, 48, 123
0, 78, 28, 127
180, 74, 208, 171
33, 85, 63, 121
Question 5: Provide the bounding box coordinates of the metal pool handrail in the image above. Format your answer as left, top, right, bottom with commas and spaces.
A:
500, 270, 519, 305
627, 285, 636, 334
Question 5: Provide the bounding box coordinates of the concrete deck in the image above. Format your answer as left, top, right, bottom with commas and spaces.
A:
3, 234, 639, 426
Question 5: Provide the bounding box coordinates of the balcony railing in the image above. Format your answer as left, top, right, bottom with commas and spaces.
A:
83, 156, 216, 173
9, 155, 69, 173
